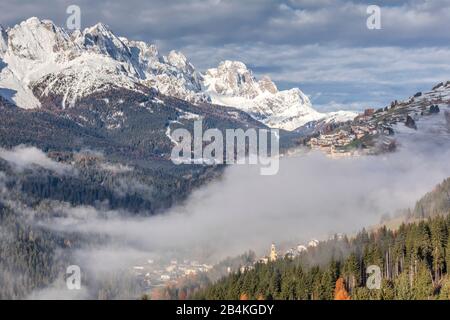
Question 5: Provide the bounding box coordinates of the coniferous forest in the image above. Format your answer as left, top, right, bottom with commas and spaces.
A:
2, 3, 450, 305
193, 179, 450, 300
194, 215, 450, 300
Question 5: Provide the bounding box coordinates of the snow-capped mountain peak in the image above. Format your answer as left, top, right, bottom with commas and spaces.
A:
85, 22, 110, 34
0, 17, 142, 109
166, 51, 191, 72
203, 60, 356, 130
1, 17, 81, 109
122, 39, 159, 64
0, 17, 357, 130
7, 17, 78, 65
204, 60, 262, 99
2, 18, 208, 108
258, 75, 278, 94
81, 22, 131, 62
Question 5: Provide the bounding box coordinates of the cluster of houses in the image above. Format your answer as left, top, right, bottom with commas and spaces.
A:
131, 240, 322, 289
132, 259, 213, 289
309, 130, 355, 152
351, 124, 378, 139
308, 108, 398, 156
133, 236, 347, 288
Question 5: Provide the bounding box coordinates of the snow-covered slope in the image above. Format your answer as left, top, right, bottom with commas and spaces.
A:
0, 17, 356, 130
0, 18, 204, 109
33, 53, 142, 109
125, 39, 206, 102
1, 18, 75, 108
203, 60, 356, 130
79, 23, 132, 63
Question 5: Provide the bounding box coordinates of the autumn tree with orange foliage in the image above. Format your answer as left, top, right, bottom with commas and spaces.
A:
239, 293, 249, 300
334, 278, 351, 300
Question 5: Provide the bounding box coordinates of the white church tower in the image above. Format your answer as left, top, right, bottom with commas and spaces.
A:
269, 243, 278, 262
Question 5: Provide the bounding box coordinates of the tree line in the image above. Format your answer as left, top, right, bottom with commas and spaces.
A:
194, 178, 450, 300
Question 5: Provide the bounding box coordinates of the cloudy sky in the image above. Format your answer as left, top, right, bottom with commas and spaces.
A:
1, 0, 450, 111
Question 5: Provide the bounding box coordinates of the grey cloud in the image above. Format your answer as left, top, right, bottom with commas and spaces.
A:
1, 0, 449, 48
180, 43, 450, 110
1, 1, 449, 113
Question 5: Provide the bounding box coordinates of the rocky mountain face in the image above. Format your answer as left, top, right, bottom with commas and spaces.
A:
0, 18, 306, 181
203, 60, 356, 130
0, 17, 356, 131
0, 18, 203, 111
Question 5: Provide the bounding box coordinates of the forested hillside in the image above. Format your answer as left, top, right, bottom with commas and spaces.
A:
194, 178, 450, 300
0, 80, 304, 299
411, 178, 450, 219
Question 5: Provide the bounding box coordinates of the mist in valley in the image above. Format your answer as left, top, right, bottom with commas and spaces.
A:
2, 107, 448, 299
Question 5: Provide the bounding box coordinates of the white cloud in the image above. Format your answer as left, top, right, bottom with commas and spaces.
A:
0, 145, 73, 174
41, 107, 450, 266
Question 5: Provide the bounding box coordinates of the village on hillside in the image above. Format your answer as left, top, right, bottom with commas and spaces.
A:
130, 237, 333, 292
308, 87, 449, 157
